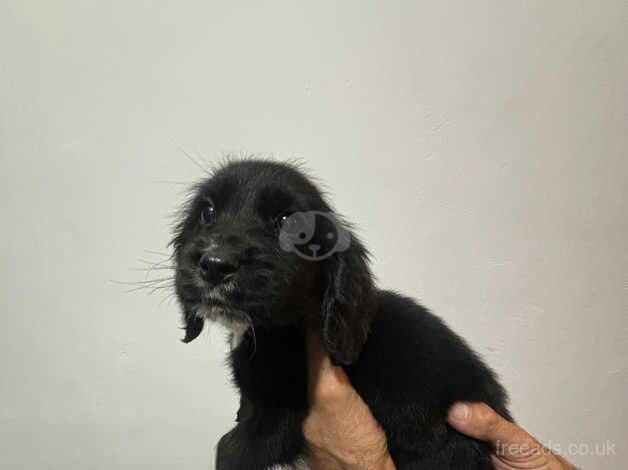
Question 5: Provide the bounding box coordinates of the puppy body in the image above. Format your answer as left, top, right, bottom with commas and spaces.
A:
173, 160, 510, 469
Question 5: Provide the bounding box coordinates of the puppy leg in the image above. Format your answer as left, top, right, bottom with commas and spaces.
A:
216, 410, 306, 470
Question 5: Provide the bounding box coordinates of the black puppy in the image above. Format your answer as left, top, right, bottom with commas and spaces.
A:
172, 159, 510, 469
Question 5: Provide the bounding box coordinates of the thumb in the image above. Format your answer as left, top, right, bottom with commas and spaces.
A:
447, 402, 540, 459
305, 326, 353, 404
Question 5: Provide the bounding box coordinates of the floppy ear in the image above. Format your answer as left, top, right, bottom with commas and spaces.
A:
321, 233, 376, 365
181, 309, 204, 343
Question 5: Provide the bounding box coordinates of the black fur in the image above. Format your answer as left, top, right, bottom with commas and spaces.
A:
172, 159, 511, 469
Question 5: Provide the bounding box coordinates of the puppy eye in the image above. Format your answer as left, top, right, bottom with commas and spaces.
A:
199, 203, 215, 225
276, 212, 306, 236
276, 213, 289, 229
276, 212, 299, 232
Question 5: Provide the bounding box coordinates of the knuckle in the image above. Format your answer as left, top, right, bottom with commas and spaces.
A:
311, 374, 350, 403
477, 405, 501, 430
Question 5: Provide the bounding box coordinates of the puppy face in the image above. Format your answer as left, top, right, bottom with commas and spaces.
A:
173, 160, 376, 365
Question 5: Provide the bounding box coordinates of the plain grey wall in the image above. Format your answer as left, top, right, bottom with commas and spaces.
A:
1, 1, 627, 469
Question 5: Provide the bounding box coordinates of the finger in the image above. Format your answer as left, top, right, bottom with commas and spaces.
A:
447, 402, 541, 457
305, 327, 352, 403
305, 326, 331, 381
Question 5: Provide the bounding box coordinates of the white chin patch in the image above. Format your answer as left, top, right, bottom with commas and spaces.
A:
227, 321, 249, 349
195, 305, 250, 349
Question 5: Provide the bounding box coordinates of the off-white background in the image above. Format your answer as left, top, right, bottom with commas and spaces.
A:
1, 1, 627, 469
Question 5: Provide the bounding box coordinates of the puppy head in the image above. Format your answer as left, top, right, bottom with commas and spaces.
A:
172, 159, 375, 365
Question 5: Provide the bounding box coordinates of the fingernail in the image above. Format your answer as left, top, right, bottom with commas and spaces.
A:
449, 403, 470, 421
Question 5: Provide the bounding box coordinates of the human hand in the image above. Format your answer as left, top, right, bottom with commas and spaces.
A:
302, 328, 396, 470
302, 328, 575, 470
447, 402, 576, 470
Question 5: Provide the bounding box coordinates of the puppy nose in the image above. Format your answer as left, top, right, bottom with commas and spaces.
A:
198, 253, 239, 284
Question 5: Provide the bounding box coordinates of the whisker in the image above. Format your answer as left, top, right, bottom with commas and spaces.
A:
170, 138, 211, 175
112, 277, 174, 286
148, 284, 175, 295
143, 249, 172, 257
131, 266, 175, 272
159, 293, 177, 306
133, 260, 175, 279
136, 258, 173, 268
124, 283, 175, 294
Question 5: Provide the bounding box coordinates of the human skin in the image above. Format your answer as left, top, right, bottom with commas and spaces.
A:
302, 328, 396, 470
303, 329, 575, 470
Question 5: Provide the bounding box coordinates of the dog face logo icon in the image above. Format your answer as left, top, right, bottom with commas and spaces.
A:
278, 211, 350, 260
